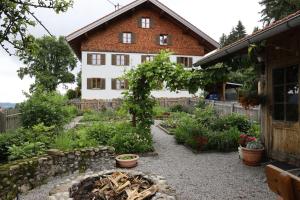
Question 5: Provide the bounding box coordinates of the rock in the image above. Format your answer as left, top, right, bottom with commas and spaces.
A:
47, 149, 65, 156
19, 184, 31, 193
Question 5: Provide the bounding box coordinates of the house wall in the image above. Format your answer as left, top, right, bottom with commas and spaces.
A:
80, 7, 205, 56
81, 51, 202, 100
263, 27, 300, 166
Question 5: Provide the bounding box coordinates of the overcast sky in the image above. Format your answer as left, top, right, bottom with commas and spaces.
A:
0, 0, 263, 103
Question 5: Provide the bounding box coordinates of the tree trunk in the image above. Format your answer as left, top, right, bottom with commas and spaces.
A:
132, 112, 137, 127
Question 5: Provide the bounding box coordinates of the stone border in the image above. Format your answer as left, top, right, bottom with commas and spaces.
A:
0, 146, 115, 200
48, 169, 177, 200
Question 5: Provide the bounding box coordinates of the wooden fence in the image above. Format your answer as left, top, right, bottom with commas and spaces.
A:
204, 100, 261, 122
0, 109, 22, 133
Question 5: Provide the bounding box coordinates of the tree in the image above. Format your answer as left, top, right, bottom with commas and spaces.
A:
219, 21, 247, 47
260, 0, 300, 25
17, 36, 77, 92
0, 0, 73, 55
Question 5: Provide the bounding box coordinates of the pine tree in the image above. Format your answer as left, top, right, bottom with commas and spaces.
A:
219, 33, 227, 48
235, 20, 246, 40
260, 0, 300, 25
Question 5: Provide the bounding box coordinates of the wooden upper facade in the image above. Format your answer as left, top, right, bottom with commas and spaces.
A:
66, 0, 219, 59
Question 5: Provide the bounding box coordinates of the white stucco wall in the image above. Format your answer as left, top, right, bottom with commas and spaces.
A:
81, 51, 202, 100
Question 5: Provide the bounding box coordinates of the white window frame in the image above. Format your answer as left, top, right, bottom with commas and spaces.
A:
160, 34, 168, 45
91, 54, 102, 65
116, 55, 125, 66
141, 18, 150, 28
122, 32, 132, 44
116, 79, 126, 90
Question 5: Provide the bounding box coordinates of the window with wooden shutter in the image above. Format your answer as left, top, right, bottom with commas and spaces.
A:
125, 55, 130, 66
112, 79, 128, 90
87, 78, 105, 90
141, 55, 154, 63
141, 17, 150, 28
159, 34, 169, 45
112, 54, 130, 66
122, 32, 132, 44
112, 54, 117, 65
87, 53, 106, 65
177, 57, 193, 68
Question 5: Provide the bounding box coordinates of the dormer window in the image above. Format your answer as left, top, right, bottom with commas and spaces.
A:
141, 18, 150, 28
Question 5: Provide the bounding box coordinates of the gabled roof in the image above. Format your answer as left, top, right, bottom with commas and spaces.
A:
66, 0, 219, 59
195, 10, 300, 67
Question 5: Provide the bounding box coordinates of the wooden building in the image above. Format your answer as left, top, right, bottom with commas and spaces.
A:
195, 11, 300, 166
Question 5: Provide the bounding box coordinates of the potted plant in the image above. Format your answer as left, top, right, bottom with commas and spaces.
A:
241, 139, 264, 166
115, 154, 139, 168
238, 134, 256, 159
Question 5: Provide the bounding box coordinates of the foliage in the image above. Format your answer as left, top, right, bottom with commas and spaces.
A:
8, 142, 46, 161
219, 20, 246, 48
206, 127, 241, 152
212, 113, 251, 133
246, 140, 264, 149
259, 0, 300, 25
17, 36, 77, 92
109, 132, 153, 154
0, 0, 73, 55
20, 90, 77, 128
123, 50, 200, 132
82, 109, 128, 122
85, 122, 118, 145
194, 106, 218, 127
153, 106, 169, 118
52, 132, 75, 151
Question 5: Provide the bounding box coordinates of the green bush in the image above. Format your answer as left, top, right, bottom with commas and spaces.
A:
206, 127, 240, 152
52, 132, 75, 151
20, 90, 75, 128
194, 106, 218, 127
109, 132, 153, 153
82, 109, 126, 122
8, 142, 46, 161
169, 104, 193, 113
212, 113, 251, 133
85, 122, 117, 145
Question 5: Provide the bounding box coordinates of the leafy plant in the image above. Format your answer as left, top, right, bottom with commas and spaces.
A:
109, 132, 153, 154
212, 113, 251, 133
246, 140, 264, 149
20, 90, 75, 128
8, 142, 46, 161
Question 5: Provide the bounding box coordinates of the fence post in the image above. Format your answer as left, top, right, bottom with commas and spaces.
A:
0, 112, 6, 133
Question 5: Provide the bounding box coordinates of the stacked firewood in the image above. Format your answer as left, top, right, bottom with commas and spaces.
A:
92, 172, 157, 200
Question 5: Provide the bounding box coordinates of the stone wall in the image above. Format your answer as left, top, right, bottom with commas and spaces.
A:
0, 146, 115, 200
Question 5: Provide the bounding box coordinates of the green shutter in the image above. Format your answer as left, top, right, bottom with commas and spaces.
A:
111, 79, 117, 90
189, 57, 193, 67
119, 33, 123, 43
101, 54, 106, 65
131, 33, 136, 44
168, 35, 172, 45
101, 79, 106, 90
125, 55, 130, 66
87, 78, 92, 89
112, 54, 116, 65
87, 54, 92, 65
150, 18, 154, 28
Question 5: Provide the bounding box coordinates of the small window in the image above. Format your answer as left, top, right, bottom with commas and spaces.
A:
87, 78, 105, 90
177, 57, 193, 68
159, 34, 169, 45
112, 79, 128, 90
122, 32, 132, 44
273, 65, 299, 122
112, 54, 130, 66
141, 55, 154, 63
87, 53, 105, 65
141, 18, 150, 28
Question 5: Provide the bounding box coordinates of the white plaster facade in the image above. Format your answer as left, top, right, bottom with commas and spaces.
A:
81, 51, 202, 100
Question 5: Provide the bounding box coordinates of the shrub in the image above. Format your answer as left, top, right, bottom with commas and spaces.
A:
169, 104, 193, 113
194, 106, 218, 127
212, 113, 251, 133
8, 142, 46, 161
109, 132, 153, 153
82, 109, 126, 122
206, 127, 241, 152
85, 122, 116, 145
153, 106, 169, 117
52, 132, 75, 151
20, 90, 74, 128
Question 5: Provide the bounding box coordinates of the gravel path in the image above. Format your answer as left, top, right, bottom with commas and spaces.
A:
21, 122, 275, 200
64, 116, 83, 130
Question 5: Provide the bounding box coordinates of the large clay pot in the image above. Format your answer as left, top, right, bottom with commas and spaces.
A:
116, 154, 139, 168
241, 147, 264, 166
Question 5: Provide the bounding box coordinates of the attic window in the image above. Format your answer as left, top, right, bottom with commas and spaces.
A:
122, 32, 132, 44
141, 18, 150, 28
159, 34, 169, 45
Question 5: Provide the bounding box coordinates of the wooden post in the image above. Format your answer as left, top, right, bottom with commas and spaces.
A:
0, 111, 6, 133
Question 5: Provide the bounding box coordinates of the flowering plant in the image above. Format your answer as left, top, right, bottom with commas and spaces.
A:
239, 134, 257, 147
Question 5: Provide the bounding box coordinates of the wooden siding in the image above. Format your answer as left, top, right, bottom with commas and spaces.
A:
263, 27, 300, 166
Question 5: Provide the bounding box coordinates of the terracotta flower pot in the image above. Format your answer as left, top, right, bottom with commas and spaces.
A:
116, 154, 139, 168
241, 147, 264, 166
